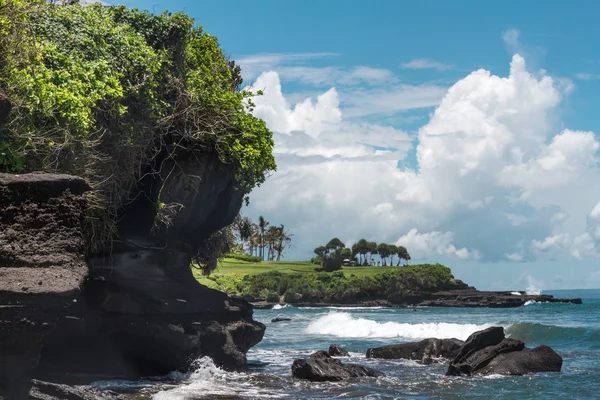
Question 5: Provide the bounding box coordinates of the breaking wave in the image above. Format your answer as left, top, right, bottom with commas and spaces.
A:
304, 312, 490, 340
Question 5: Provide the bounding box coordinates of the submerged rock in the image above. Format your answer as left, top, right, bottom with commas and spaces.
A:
328, 344, 349, 357
366, 338, 463, 363
446, 326, 562, 376
271, 317, 292, 323
292, 351, 384, 382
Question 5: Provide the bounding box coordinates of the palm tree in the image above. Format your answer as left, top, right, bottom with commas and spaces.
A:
388, 244, 399, 266
258, 215, 269, 260
397, 246, 410, 266
356, 239, 368, 265
377, 243, 390, 266
235, 216, 255, 254
367, 241, 378, 264
275, 224, 292, 261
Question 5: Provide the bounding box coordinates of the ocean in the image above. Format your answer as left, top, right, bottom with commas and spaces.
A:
98, 289, 600, 399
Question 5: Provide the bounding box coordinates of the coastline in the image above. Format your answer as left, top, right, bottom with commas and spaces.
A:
251, 289, 583, 309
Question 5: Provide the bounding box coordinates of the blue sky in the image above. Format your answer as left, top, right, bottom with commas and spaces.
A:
120, 0, 600, 291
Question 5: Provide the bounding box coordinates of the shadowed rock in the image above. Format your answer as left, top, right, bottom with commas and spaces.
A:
446, 326, 562, 376
366, 338, 463, 363
292, 351, 384, 382
0, 173, 90, 399
29, 379, 122, 400
328, 344, 349, 357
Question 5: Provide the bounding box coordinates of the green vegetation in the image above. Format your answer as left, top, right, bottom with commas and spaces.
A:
232, 215, 292, 261
312, 237, 412, 270
195, 260, 461, 304
224, 253, 263, 263
0, 1, 275, 256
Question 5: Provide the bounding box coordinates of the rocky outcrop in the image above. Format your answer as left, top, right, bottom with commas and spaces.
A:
292, 351, 384, 382
366, 338, 463, 363
29, 380, 123, 400
34, 154, 264, 381
328, 344, 349, 357
446, 327, 562, 376
0, 173, 90, 399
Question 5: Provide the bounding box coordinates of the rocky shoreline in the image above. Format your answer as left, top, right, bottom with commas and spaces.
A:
252, 289, 582, 309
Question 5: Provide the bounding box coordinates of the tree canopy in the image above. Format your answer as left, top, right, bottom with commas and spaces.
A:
0, 1, 276, 253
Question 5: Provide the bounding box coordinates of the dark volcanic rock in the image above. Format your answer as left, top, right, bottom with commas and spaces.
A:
292, 351, 383, 382
0, 173, 90, 399
446, 326, 562, 376
366, 338, 463, 363
35, 154, 264, 381
328, 344, 349, 357
29, 379, 122, 400
271, 317, 292, 323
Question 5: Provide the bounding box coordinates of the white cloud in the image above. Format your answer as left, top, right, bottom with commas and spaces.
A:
238, 53, 339, 80
574, 73, 600, 81
502, 28, 521, 52
244, 54, 600, 263
397, 229, 473, 260
401, 59, 452, 71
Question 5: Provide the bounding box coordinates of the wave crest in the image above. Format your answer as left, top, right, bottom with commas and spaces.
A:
305, 312, 489, 340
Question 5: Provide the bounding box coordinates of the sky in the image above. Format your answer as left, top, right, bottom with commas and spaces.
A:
118, 0, 600, 291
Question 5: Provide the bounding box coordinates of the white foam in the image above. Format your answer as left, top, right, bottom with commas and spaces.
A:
271, 304, 294, 310
525, 276, 542, 295
511, 291, 522, 296
524, 300, 537, 306
152, 357, 283, 399
304, 312, 490, 340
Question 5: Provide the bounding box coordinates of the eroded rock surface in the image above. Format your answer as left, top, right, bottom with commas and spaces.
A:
366, 338, 463, 363
292, 351, 384, 382
0, 173, 90, 399
35, 154, 265, 381
328, 344, 349, 357
446, 326, 562, 376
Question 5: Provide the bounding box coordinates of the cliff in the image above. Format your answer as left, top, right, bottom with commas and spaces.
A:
0, 2, 275, 397
0, 173, 90, 398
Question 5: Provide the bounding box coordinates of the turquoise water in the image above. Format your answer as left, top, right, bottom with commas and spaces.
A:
104, 290, 600, 399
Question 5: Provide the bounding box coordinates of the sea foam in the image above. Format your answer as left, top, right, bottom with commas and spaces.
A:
305, 312, 490, 340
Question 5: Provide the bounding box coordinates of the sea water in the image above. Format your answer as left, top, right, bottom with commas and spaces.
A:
99, 289, 600, 399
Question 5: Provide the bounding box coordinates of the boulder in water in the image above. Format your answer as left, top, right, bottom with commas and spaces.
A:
446, 326, 562, 376
328, 344, 349, 357
292, 351, 384, 381
271, 317, 292, 323
366, 338, 463, 363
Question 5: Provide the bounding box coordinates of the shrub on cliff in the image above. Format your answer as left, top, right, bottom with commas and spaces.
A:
0, 1, 275, 257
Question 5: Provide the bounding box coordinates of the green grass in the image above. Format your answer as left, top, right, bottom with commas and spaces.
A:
193, 258, 418, 288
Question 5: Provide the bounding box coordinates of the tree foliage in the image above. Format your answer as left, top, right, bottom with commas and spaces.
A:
0, 1, 275, 253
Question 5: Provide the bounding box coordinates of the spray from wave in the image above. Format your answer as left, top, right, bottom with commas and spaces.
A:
305, 312, 490, 340
153, 357, 283, 399
525, 276, 542, 295
271, 304, 294, 310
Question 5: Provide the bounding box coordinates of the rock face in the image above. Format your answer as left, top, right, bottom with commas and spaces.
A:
446, 327, 562, 376
29, 380, 123, 400
0, 173, 90, 399
292, 351, 384, 382
35, 154, 265, 381
328, 344, 349, 357
366, 338, 463, 363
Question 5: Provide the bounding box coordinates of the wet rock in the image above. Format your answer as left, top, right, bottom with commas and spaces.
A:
446, 326, 562, 376
292, 351, 384, 382
328, 344, 349, 357
366, 338, 463, 363
29, 379, 122, 400
271, 317, 292, 323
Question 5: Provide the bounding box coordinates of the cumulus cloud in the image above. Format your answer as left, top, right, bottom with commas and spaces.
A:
244, 54, 600, 262
397, 229, 473, 260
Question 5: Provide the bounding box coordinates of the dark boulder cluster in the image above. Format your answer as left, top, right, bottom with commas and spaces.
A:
293, 327, 562, 382
292, 351, 383, 382
366, 338, 463, 364
446, 326, 562, 376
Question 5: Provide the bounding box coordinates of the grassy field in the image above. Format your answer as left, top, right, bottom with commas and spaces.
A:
193, 257, 412, 288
